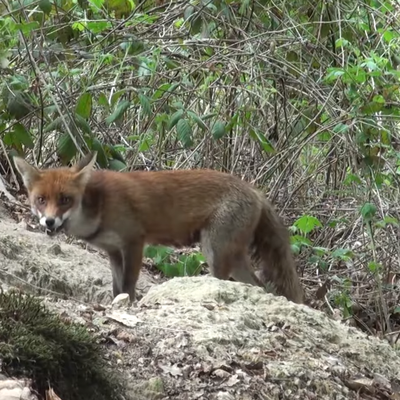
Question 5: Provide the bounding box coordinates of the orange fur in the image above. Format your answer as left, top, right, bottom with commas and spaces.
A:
13, 152, 304, 304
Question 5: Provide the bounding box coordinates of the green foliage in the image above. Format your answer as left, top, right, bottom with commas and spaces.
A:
0, 290, 124, 400
144, 245, 205, 277
293, 215, 322, 235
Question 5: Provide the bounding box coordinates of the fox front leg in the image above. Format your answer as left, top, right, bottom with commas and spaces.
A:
120, 241, 144, 302
107, 250, 124, 298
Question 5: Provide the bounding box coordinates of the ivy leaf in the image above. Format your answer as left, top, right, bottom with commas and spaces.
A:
109, 146, 126, 163
360, 202, 377, 222
331, 248, 354, 261
176, 119, 193, 148
212, 120, 226, 139
293, 215, 322, 235
168, 109, 184, 130
109, 159, 127, 171
39, 0, 52, 15
57, 133, 77, 164
13, 123, 34, 149
105, 100, 131, 125
76, 92, 93, 119
187, 110, 207, 130
74, 114, 92, 135
91, 138, 108, 168
138, 93, 151, 116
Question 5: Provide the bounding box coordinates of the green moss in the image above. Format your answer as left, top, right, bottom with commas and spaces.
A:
0, 289, 125, 400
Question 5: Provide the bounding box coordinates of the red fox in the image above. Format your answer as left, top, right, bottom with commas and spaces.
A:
13, 152, 304, 304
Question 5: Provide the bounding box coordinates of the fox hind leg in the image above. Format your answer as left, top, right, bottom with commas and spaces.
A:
229, 256, 264, 287
200, 200, 262, 286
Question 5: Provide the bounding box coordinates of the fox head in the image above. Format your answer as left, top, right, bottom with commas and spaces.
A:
13, 152, 97, 232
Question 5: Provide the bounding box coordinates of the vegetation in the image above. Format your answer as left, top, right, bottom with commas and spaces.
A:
1, 0, 400, 341
0, 289, 125, 400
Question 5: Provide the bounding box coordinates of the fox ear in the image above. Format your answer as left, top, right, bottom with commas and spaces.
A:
13, 157, 41, 189
74, 151, 97, 186
74, 151, 98, 173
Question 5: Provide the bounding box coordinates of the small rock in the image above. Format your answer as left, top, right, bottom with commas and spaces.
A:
47, 244, 62, 256
213, 369, 231, 379
112, 293, 130, 307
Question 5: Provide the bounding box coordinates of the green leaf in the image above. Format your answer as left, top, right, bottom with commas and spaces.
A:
153, 246, 174, 265
176, 119, 193, 148
105, 100, 131, 125
3, 132, 13, 147
7, 92, 31, 119
211, 120, 226, 139
360, 202, 377, 221
189, 14, 203, 35
335, 38, 350, 48
74, 114, 92, 135
108, 159, 127, 171
331, 248, 354, 261
138, 93, 151, 116
89, 0, 105, 8
109, 146, 126, 163
178, 253, 204, 276
333, 123, 349, 134
187, 110, 207, 130
39, 0, 52, 15
98, 93, 109, 108
138, 136, 153, 152
312, 246, 328, 256
76, 92, 93, 119
57, 133, 77, 164
291, 243, 301, 255
144, 245, 159, 259
86, 21, 111, 34
168, 109, 184, 130
290, 234, 312, 246
373, 95, 385, 104
324, 68, 345, 83
383, 216, 399, 226
158, 263, 180, 277
249, 130, 274, 153
202, 113, 218, 121
293, 215, 322, 235
91, 138, 108, 168
184, 5, 195, 20
166, 83, 180, 94
368, 261, 381, 273
44, 116, 63, 133
343, 173, 362, 185
15, 21, 40, 35
13, 123, 34, 149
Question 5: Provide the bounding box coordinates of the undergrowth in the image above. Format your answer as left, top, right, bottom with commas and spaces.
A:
0, 289, 125, 400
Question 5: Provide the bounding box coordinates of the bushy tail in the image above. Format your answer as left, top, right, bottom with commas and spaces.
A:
251, 199, 304, 304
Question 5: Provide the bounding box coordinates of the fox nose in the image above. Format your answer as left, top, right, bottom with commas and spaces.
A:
45, 217, 55, 229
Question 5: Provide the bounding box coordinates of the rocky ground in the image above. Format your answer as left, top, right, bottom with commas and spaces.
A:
0, 200, 400, 400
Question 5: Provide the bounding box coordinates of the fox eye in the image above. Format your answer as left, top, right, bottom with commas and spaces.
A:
59, 195, 72, 205
37, 196, 46, 205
